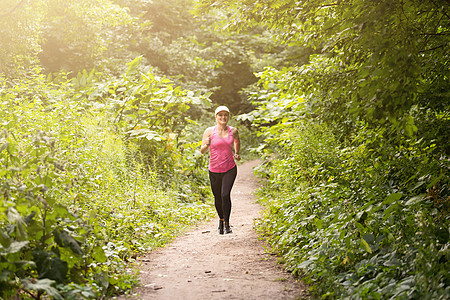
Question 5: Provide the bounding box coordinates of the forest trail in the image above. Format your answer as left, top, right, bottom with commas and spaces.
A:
117, 160, 309, 300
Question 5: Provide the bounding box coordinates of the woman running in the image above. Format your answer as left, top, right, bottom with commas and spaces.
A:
200, 106, 241, 234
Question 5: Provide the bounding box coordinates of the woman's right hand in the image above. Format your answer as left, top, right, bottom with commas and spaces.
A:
200, 128, 212, 154
203, 139, 210, 148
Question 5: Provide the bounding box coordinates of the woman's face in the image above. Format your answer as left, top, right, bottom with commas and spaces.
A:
215, 111, 229, 125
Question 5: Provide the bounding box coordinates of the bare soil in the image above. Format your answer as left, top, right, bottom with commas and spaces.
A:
117, 160, 309, 300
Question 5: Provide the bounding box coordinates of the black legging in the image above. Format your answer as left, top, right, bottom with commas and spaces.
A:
208, 166, 237, 223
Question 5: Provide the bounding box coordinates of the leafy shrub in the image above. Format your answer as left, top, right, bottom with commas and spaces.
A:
0, 61, 214, 298
241, 61, 449, 299
254, 118, 449, 299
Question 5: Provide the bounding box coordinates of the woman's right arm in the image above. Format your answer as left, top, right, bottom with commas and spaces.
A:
200, 128, 212, 154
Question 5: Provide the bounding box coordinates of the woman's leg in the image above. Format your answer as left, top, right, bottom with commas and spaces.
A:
209, 171, 224, 220
220, 166, 237, 223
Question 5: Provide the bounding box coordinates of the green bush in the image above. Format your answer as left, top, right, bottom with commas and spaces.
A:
255, 120, 449, 299
0, 62, 214, 298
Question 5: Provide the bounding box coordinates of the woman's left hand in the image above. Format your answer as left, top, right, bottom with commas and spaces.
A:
234, 153, 241, 161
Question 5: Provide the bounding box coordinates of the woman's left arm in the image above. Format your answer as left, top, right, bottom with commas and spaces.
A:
232, 127, 241, 161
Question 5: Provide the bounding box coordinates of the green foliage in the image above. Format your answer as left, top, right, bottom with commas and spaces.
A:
0, 60, 214, 298
0, 0, 43, 73
39, 0, 134, 73
198, 0, 449, 133
129, 0, 262, 113
2, 0, 294, 118
2, 0, 447, 299
0, 0, 134, 75
72, 56, 212, 198
253, 118, 449, 299
209, 0, 450, 298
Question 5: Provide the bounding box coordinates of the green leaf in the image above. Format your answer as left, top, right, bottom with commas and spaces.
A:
298, 259, 316, 268
0, 241, 29, 255
360, 238, 372, 254
58, 247, 80, 269
6, 207, 27, 240
126, 56, 143, 77
405, 194, 426, 206
383, 193, 402, 205
22, 278, 63, 300
314, 218, 323, 229
382, 202, 399, 221
362, 234, 374, 244
426, 175, 442, 189
32, 250, 68, 283
92, 245, 107, 263
54, 230, 83, 255
355, 222, 366, 234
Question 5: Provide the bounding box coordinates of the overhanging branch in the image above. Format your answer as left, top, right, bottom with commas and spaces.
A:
419, 44, 446, 53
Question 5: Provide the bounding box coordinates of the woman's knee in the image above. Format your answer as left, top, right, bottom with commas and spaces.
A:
221, 192, 231, 200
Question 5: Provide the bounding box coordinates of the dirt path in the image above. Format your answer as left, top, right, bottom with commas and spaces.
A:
117, 160, 309, 300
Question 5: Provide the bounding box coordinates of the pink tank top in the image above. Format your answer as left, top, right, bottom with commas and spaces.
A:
209, 126, 236, 173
